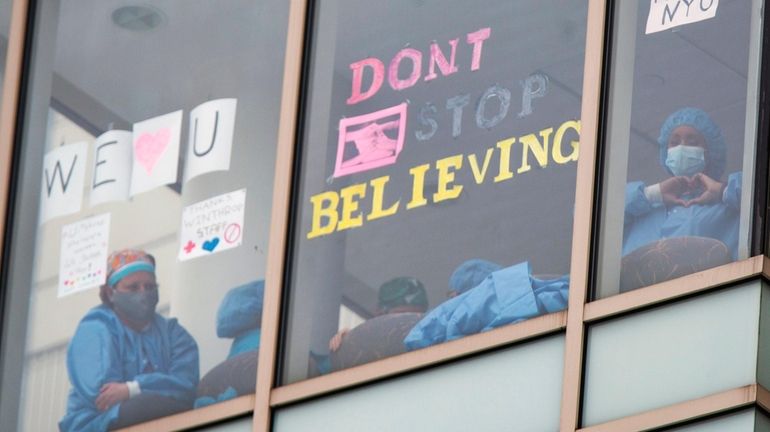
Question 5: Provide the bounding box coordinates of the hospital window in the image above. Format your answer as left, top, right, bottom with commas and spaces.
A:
279, 0, 589, 384
593, 0, 765, 299
0, 1, 289, 430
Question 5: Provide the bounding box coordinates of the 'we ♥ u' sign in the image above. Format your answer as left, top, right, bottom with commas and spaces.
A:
130, 110, 183, 196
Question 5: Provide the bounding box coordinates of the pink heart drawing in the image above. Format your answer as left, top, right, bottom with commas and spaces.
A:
134, 128, 171, 174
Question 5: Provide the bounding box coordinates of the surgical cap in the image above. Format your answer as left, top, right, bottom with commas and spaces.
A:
378, 277, 428, 312
106, 249, 156, 287
449, 259, 502, 295
658, 107, 726, 179
216, 280, 265, 338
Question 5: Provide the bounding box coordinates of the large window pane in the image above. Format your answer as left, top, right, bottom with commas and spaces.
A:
594, 0, 763, 299
0, 1, 288, 430
0, 0, 11, 101
583, 282, 761, 426
663, 409, 764, 432
281, 0, 587, 384
275, 336, 565, 432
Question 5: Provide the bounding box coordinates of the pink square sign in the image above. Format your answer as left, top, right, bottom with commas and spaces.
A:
333, 103, 408, 178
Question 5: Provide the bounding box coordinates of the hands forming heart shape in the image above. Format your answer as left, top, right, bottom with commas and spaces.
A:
660, 173, 725, 208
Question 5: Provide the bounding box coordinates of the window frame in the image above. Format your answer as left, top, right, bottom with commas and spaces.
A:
258, 0, 604, 430
3, 0, 770, 431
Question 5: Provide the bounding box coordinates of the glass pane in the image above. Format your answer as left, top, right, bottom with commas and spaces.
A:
663, 409, 757, 432
759, 410, 770, 432
583, 282, 761, 426
274, 336, 564, 432
192, 416, 251, 431
281, 0, 588, 384
0, 1, 288, 430
594, 0, 763, 299
0, 0, 11, 100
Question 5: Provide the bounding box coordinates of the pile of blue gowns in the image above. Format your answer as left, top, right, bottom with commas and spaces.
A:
404, 261, 568, 350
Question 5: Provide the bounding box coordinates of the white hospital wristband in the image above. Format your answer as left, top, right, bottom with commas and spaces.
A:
644, 183, 663, 204
126, 381, 141, 398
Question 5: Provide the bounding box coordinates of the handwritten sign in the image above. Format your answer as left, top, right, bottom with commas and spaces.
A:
305, 24, 580, 240
58, 213, 110, 297
130, 110, 183, 196
184, 98, 238, 183
40, 142, 89, 223
90, 130, 133, 206
646, 0, 719, 34
178, 189, 246, 261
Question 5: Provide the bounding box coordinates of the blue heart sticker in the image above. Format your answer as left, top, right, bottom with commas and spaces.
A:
202, 237, 220, 252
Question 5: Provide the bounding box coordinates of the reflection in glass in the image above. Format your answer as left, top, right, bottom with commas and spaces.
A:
282, 0, 588, 384
595, 0, 762, 299
0, 1, 288, 430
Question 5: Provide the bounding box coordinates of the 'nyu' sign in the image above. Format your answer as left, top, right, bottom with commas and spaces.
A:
646, 0, 718, 34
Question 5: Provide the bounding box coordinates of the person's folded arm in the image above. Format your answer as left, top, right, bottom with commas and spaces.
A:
134, 320, 199, 402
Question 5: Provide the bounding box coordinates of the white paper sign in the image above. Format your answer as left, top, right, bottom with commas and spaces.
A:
39, 141, 89, 223
90, 130, 133, 206
58, 213, 110, 297
646, 0, 719, 34
130, 110, 183, 196
178, 189, 246, 261
183, 98, 238, 183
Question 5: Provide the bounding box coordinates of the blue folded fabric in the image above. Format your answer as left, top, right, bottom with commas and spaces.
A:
193, 386, 238, 409
217, 280, 265, 338
404, 262, 569, 350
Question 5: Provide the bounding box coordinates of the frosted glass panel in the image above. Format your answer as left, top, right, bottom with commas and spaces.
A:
665, 410, 755, 431
275, 336, 564, 432
758, 283, 770, 390
758, 410, 770, 431
583, 282, 760, 426
193, 416, 251, 431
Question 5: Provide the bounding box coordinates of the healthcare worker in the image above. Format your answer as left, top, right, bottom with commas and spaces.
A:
447, 259, 502, 297
623, 108, 742, 259
404, 260, 568, 350
59, 250, 199, 431
328, 277, 428, 352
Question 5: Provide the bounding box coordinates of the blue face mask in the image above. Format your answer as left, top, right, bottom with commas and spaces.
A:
665, 145, 706, 177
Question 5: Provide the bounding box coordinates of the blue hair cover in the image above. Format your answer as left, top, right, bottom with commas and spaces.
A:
658, 107, 726, 178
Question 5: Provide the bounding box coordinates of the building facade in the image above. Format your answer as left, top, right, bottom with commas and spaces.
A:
2, 0, 770, 431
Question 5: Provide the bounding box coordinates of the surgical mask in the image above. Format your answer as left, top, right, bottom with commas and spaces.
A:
665, 145, 706, 177
111, 289, 158, 323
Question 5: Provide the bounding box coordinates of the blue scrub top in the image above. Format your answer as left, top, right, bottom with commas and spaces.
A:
623, 172, 742, 259
59, 305, 199, 432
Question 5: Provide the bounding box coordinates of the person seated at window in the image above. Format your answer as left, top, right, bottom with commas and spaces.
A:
623, 107, 742, 259
328, 276, 428, 352
447, 259, 502, 298
59, 250, 199, 432
215, 279, 265, 359
404, 260, 568, 351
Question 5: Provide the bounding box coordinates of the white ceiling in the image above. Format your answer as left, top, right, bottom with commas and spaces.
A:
52, 1, 269, 128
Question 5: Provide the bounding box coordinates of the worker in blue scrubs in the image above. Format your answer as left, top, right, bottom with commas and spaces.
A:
59, 250, 199, 432
447, 259, 501, 298
623, 107, 742, 259
328, 277, 428, 353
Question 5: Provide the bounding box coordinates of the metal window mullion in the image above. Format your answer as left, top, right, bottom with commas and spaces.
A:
559, 0, 609, 430
253, 0, 311, 431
